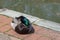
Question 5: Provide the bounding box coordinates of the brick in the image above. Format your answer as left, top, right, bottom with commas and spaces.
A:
36, 26, 60, 40
10, 36, 21, 40
0, 15, 7, 19
56, 36, 60, 40
0, 15, 12, 24
0, 15, 12, 32
0, 15, 8, 22
32, 25, 41, 32
0, 23, 8, 27
0, 25, 11, 32
6, 29, 29, 39
24, 33, 40, 40
6, 17, 12, 23
38, 36, 51, 40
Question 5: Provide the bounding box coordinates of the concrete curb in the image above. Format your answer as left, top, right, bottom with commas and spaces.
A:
0, 9, 60, 31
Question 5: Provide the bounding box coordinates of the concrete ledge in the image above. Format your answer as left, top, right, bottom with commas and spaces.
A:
34, 19, 60, 31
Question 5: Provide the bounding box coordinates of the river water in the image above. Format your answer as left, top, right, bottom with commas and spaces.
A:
0, 0, 60, 23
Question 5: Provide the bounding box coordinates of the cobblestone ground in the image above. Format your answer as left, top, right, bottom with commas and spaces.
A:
0, 15, 60, 40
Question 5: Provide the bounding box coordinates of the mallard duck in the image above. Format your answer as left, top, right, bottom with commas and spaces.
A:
11, 16, 34, 34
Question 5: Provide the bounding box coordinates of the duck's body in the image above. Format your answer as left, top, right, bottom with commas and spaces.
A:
15, 23, 34, 34
11, 16, 34, 34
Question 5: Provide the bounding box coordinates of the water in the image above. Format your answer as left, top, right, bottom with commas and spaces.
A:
0, 0, 60, 23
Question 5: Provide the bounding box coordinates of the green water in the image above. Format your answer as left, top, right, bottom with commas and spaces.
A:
0, 0, 60, 23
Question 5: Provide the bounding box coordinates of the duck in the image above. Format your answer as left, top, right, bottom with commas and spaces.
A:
11, 16, 34, 34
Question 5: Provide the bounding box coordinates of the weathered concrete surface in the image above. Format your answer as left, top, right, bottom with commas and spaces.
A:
0, 33, 20, 40
0, 15, 60, 40
0, 33, 10, 40
34, 19, 60, 31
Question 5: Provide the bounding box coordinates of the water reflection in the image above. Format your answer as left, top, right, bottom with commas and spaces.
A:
25, 3, 60, 23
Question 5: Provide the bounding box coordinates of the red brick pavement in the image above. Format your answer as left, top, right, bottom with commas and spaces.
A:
0, 15, 60, 40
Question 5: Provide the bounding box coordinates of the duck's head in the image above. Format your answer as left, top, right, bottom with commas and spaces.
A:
15, 16, 25, 20
12, 16, 31, 29
16, 16, 30, 27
